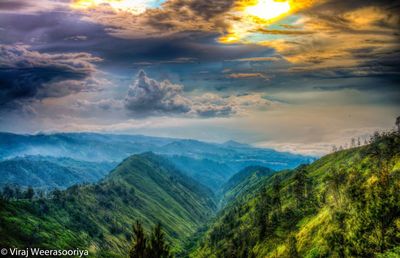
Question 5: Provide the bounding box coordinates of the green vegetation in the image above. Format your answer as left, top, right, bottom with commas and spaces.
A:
191, 132, 400, 257
1, 132, 399, 257
0, 156, 115, 190
0, 153, 216, 257
221, 166, 276, 206
130, 221, 172, 258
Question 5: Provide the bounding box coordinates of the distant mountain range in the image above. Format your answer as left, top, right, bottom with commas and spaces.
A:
0, 132, 313, 191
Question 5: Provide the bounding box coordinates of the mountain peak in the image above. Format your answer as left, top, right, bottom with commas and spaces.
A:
222, 140, 251, 148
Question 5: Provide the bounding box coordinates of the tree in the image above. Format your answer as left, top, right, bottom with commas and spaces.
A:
256, 188, 271, 240
129, 221, 172, 258
130, 221, 147, 258
2, 186, 14, 200
51, 189, 63, 201
272, 176, 282, 212
24, 187, 35, 200
288, 235, 299, 258
14, 186, 22, 199
293, 166, 308, 208
351, 138, 356, 148
148, 223, 172, 258
325, 167, 346, 206
326, 211, 347, 257
396, 116, 400, 133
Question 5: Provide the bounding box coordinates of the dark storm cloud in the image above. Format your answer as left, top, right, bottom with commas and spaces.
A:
0, 0, 397, 97
0, 44, 102, 107
0, 12, 270, 70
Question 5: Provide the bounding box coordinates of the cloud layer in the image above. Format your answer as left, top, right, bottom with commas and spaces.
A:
0, 44, 103, 108
123, 70, 271, 118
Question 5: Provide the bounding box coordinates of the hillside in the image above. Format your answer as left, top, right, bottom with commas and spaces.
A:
0, 153, 217, 257
191, 132, 400, 257
220, 166, 276, 207
0, 156, 115, 190
167, 156, 236, 192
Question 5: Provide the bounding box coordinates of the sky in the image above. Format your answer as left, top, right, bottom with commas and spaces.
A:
0, 0, 399, 155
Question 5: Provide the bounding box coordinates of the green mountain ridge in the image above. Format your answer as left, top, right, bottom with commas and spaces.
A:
220, 166, 276, 207
0, 153, 217, 257
0, 156, 116, 190
191, 132, 400, 257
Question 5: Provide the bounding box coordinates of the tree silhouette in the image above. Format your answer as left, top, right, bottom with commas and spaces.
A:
24, 187, 35, 200
148, 223, 172, 258
130, 221, 147, 258
2, 186, 14, 200
293, 166, 308, 208
129, 221, 172, 258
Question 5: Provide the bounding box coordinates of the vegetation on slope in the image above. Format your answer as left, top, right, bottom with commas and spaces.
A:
191, 132, 400, 258
129, 221, 172, 258
220, 166, 276, 207
0, 153, 217, 257
0, 156, 115, 190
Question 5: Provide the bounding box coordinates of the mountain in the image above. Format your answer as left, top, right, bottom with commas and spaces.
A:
222, 140, 252, 149
167, 156, 236, 192
0, 132, 312, 192
190, 132, 400, 257
0, 156, 116, 190
221, 166, 276, 206
0, 153, 217, 257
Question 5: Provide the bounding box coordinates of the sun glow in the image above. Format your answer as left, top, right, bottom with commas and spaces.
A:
219, 0, 295, 44
245, 0, 291, 21
71, 0, 154, 15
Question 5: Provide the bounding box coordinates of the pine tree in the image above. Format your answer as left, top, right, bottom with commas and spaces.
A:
2, 186, 14, 200
130, 221, 148, 258
293, 166, 308, 208
148, 223, 171, 258
272, 176, 282, 213
256, 188, 273, 240
24, 187, 35, 200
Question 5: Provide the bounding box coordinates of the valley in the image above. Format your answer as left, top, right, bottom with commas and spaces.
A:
0, 132, 399, 257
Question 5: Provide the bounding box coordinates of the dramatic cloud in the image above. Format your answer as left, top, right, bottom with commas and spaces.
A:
69, 0, 236, 38
124, 70, 271, 118
0, 44, 103, 107
0, 0, 398, 155
125, 70, 192, 116
250, 1, 400, 77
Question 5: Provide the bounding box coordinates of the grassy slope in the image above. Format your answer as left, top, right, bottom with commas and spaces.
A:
0, 153, 217, 257
191, 132, 400, 258
220, 166, 276, 207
